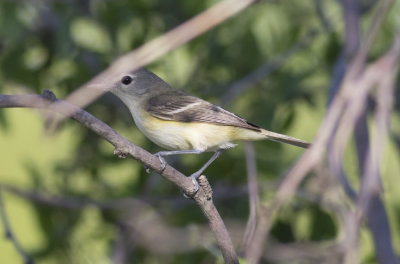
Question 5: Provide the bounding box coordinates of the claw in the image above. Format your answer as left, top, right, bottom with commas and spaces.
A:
190, 174, 200, 193
154, 152, 167, 172
182, 174, 200, 199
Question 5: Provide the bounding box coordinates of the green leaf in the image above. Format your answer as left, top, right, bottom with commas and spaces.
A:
70, 17, 111, 53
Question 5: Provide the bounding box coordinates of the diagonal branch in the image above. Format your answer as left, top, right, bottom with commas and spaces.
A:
193, 176, 239, 264
48, 0, 260, 121
0, 91, 239, 264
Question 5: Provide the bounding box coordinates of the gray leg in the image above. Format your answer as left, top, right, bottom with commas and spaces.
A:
155, 149, 224, 195
155, 149, 204, 171
190, 150, 224, 180
188, 150, 224, 194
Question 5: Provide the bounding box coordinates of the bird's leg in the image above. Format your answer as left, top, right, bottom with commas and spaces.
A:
190, 150, 224, 180
154, 149, 204, 171
183, 149, 223, 194
154, 149, 223, 195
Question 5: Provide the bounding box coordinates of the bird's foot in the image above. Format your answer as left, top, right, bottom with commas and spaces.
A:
182, 173, 201, 199
154, 152, 167, 172
190, 174, 200, 193
182, 175, 213, 200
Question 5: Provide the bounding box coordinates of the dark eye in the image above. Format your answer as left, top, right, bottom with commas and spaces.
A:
121, 75, 133, 85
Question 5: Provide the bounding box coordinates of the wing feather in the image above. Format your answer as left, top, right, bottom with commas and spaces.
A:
146, 91, 261, 132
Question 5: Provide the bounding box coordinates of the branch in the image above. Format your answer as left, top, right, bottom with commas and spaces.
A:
327, 0, 360, 105
241, 142, 259, 254
193, 176, 239, 264
0, 190, 35, 264
48, 0, 259, 121
0, 91, 239, 263
0, 92, 195, 193
354, 33, 400, 264
244, 0, 398, 262
276, 0, 396, 217
0, 183, 219, 256
327, 1, 398, 261
220, 29, 320, 105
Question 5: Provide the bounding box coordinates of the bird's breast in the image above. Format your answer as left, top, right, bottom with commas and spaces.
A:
132, 111, 238, 151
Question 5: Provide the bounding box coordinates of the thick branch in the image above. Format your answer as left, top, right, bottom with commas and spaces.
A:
0, 93, 195, 192
193, 176, 239, 264
0, 92, 239, 263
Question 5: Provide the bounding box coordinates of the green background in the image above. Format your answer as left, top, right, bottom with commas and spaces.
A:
0, 0, 399, 263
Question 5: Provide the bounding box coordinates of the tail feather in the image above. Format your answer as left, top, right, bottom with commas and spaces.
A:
261, 129, 310, 149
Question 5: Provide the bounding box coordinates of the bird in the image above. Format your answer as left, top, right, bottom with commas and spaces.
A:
110, 68, 310, 190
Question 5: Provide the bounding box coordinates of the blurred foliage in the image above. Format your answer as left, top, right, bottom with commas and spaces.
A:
0, 0, 399, 263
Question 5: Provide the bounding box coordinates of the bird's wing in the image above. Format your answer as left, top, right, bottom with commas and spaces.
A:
146, 90, 261, 132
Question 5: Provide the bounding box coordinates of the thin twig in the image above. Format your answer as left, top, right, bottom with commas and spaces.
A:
354, 33, 400, 264
327, 0, 360, 105
244, 1, 398, 262
315, 0, 333, 31
244, 204, 274, 264
327, 0, 362, 205
220, 29, 320, 105
241, 142, 259, 254
0, 190, 35, 264
111, 224, 131, 264
262, 240, 346, 263
277, 0, 395, 215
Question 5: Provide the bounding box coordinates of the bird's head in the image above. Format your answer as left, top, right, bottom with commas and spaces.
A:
111, 68, 171, 102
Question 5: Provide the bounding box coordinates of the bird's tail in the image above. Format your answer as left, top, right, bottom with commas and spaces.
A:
260, 129, 310, 148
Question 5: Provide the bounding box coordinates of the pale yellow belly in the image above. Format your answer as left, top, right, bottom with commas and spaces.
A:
135, 114, 264, 152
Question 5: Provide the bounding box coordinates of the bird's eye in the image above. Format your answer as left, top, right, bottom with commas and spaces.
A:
121, 75, 133, 85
